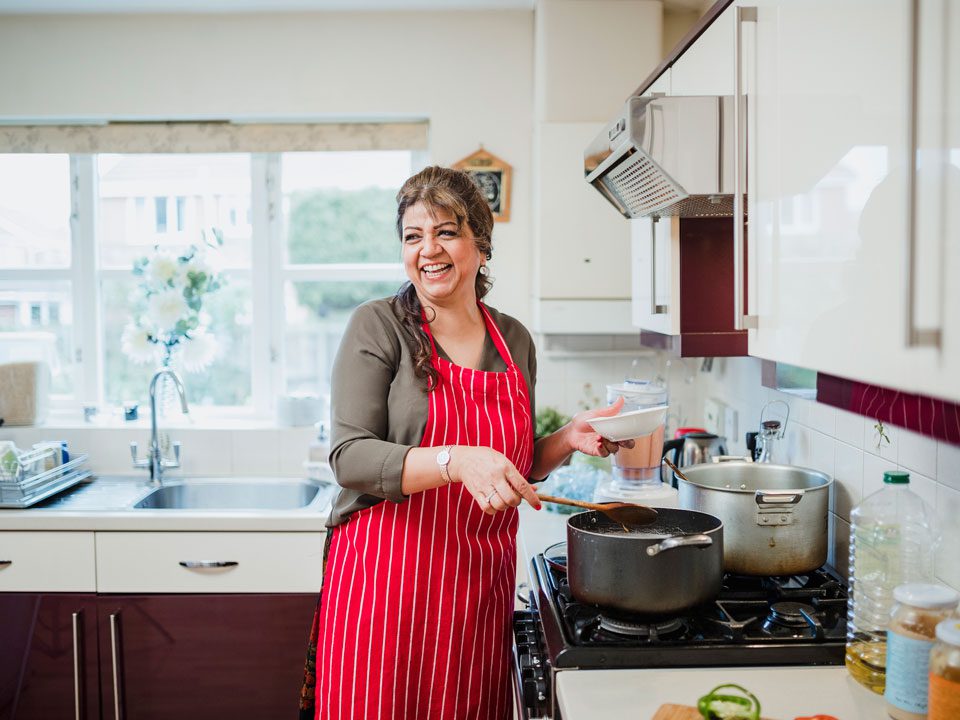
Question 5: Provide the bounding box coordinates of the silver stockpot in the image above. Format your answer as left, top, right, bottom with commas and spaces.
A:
675, 461, 832, 576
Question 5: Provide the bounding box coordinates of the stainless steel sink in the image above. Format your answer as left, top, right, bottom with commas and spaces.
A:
132, 478, 324, 510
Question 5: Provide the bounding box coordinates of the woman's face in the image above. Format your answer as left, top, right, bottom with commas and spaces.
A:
401, 201, 484, 308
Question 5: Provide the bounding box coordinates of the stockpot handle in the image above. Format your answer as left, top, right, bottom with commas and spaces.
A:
755, 489, 804, 506
645, 534, 713, 557
711, 455, 753, 463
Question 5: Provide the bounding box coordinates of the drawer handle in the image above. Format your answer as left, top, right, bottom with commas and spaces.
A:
0, 560, 12, 568
178, 560, 239, 568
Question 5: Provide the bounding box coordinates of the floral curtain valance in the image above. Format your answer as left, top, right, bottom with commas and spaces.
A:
0, 121, 429, 153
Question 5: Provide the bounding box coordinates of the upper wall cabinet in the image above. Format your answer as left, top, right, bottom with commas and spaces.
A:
534, 122, 635, 334
742, 0, 960, 402
670, 5, 734, 97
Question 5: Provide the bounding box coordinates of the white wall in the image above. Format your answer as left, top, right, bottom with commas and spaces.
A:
0, 10, 536, 322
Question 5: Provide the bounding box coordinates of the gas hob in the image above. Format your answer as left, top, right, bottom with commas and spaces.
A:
512, 550, 848, 718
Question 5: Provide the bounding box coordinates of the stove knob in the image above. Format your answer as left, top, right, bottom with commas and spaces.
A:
522, 676, 540, 706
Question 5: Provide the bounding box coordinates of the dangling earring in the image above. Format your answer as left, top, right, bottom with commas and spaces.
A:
479, 265, 489, 276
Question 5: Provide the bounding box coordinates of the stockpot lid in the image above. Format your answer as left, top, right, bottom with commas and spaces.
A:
675, 461, 832, 493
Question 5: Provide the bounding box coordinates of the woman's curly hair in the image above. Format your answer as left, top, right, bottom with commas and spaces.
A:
392, 166, 494, 391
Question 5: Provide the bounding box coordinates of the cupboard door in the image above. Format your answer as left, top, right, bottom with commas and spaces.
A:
99, 594, 317, 720
746, 0, 949, 394
670, 5, 735, 96
630, 215, 679, 334
0, 594, 99, 720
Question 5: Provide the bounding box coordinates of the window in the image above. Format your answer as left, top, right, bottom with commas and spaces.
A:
0, 129, 423, 418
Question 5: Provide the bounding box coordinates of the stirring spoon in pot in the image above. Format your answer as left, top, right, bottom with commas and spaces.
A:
535, 493, 658, 527
662, 457, 690, 484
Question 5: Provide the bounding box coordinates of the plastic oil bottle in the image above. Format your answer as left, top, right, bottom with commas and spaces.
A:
845, 471, 938, 694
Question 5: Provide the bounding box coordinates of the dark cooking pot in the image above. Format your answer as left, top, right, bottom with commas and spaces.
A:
676, 461, 832, 576
566, 508, 724, 615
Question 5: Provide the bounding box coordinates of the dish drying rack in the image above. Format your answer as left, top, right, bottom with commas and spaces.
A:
0, 447, 91, 508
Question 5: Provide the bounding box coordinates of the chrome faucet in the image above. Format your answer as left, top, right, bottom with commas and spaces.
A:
130, 368, 189, 485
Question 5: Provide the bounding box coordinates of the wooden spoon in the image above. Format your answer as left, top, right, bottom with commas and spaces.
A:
662, 457, 690, 484
536, 493, 658, 527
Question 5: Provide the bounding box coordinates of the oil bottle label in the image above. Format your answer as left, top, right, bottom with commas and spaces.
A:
885, 631, 933, 713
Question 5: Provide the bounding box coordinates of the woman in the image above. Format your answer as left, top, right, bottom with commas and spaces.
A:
300, 165, 630, 720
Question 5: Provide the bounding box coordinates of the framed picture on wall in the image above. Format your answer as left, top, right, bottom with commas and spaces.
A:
453, 147, 512, 222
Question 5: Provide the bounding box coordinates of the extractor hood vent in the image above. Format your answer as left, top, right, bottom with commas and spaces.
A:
585, 95, 735, 219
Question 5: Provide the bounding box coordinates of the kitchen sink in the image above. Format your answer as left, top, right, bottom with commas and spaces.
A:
132, 478, 324, 510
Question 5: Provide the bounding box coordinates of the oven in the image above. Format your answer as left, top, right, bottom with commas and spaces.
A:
512, 545, 848, 719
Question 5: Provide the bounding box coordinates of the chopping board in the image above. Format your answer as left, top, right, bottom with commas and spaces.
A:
651, 703, 781, 720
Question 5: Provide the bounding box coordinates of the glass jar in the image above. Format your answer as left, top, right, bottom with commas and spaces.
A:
884, 584, 959, 719
929, 619, 960, 720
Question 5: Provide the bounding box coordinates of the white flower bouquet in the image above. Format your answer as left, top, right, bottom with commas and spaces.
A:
122, 231, 226, 373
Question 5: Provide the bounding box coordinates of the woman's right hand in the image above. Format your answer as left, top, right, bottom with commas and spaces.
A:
450, 446, 542, 514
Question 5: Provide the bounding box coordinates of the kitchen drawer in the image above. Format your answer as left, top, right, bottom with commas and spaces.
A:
95, 531, 326, 593
0, 531, 96, 591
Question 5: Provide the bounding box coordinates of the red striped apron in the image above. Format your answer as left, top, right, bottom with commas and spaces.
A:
315, 303, 534, 720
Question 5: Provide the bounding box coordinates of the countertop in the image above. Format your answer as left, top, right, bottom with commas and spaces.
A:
0, 475, 333, 531
557, 666, 886, 719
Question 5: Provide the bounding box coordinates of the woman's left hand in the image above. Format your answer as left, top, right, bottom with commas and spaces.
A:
565, 396, 636, 457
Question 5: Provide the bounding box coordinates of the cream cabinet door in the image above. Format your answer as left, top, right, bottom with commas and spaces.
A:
0, 532, 96, 591
95, 531, 326, 593
537, 122, 632, 302
745, 0, 960, 400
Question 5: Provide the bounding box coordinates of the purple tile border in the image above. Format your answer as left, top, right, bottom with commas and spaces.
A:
818, 372, 960, 446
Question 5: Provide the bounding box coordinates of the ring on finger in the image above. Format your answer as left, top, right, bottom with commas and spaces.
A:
485, 490, 498, 504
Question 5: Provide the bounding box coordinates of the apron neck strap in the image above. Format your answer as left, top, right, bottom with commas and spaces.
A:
418, 302, 515, 367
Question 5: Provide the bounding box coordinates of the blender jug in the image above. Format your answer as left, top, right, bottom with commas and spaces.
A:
594, 380, 677, 506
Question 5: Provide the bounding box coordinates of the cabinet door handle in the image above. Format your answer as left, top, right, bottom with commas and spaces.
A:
905, 0, 942, 348
109, 612, 124, 720
178, 560, 239, 568
734, 5, 759, 331
650, 217, 668, 315
0, 560, 12, 567
72, 610, 85, 720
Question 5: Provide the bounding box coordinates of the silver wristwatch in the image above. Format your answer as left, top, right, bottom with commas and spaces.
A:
436, 445, 453, 484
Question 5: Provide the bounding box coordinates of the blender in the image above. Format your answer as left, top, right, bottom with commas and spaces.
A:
593, 379, 678, 507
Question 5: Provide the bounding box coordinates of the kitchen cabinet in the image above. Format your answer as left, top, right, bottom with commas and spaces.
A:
533, 123, 635, 334
744, 0, 960, 401
0, 594, 100, 720
669, 4, 734, 96
628, 63, 747, 356
631, 216, 748, 356
97, 593, 316, 720
1, 529, 325, 719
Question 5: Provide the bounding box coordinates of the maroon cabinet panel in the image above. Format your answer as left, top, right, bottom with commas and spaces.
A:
0, 593, 100, 720
98, 593, 317, 720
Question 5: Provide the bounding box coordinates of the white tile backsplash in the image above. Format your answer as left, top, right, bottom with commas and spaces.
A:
937, 440, 960, 492
697, 356, 960, 594
836, 410, 865, 450
832, 442, 863, 521
936, 483, 960, 590
231, 429, 281, 476
899, 429, 938, 479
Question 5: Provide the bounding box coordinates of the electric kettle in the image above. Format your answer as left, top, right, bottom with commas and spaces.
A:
663, 432, 728, 468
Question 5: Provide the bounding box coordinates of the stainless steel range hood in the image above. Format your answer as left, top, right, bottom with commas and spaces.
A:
585, 95, 734, 219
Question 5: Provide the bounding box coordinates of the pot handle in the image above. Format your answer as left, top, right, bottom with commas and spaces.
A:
645, 534, 713, 557
711, 455, 754, 463
755, 489, 804, 506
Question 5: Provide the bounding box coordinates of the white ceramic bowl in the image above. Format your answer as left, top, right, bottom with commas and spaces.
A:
586, 405, 668, 442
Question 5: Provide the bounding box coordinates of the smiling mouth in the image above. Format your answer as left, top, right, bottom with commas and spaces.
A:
421, 263, 452, 279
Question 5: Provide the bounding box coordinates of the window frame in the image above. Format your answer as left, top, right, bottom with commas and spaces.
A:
1, 148, 413, 421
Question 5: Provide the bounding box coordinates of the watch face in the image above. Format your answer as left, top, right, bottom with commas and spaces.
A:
437, 449, 451, 465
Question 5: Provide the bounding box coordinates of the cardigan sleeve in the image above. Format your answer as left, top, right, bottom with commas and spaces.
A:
327, 302, 412, 504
